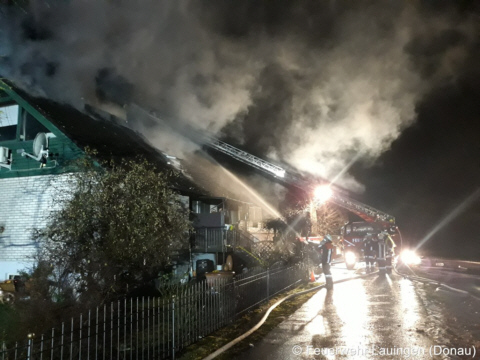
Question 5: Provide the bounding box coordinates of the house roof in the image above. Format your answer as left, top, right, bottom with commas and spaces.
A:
1, 79, 203, 194
1, 80, 274, 206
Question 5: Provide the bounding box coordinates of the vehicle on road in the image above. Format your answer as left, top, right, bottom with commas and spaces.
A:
341, 221, 398, 270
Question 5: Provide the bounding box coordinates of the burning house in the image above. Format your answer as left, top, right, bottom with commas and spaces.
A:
0, 79, 272, 282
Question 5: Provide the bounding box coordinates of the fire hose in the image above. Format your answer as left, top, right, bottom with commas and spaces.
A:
202, 269, 378, 360
393, 264, 480, 302
203, 263, 480, 359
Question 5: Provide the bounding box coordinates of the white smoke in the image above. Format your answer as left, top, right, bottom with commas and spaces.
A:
274, 14, 421, 191
0, 1, 476, 191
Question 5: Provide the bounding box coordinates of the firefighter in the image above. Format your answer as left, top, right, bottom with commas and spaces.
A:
318, 234, 334, 290
376, 232, 387, 274
380, 230, 396, 274
364, 233, 376, 271
301, 212, 312, 242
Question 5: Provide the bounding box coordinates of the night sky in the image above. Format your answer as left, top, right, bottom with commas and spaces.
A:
1, 1, 480, 259
353, 70, 480, 259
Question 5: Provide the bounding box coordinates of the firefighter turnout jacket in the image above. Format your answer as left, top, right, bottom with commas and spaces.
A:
318, 237, 334, 264
318, 235, 334, 289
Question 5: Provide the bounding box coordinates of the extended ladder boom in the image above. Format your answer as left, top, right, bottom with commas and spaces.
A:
129, 105, 394, 224
207, 137, 286, 178
328, 193, 394, 223
205, 136, 395, 224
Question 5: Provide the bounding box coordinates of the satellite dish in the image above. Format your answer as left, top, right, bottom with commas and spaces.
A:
21, 132, 55, 164
33, 132, 48, 157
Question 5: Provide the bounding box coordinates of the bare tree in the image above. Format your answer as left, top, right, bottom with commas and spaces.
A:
312, 202, 348, 240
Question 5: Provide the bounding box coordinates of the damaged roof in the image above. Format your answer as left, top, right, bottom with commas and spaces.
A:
0, 79, 203, 194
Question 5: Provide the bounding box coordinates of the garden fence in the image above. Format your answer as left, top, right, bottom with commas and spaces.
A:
1, 263, 306, 360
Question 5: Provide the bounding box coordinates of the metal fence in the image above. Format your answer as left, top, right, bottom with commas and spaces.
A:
1, 263, 306, 360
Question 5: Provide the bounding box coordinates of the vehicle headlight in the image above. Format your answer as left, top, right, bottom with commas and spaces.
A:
345, 251, 356, 265
400, 249, 421, 266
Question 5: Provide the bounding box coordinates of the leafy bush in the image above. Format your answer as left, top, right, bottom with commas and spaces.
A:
30, 157, 192, 308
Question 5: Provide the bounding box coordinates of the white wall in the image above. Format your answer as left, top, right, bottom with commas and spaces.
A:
0, 174, 71, 280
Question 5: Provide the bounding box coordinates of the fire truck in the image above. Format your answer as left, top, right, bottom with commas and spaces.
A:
342, 221, 397, 269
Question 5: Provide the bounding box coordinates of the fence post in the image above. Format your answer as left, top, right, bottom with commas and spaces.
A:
61, 322, 65, 360
26, 333, 34, 360
70, 317, 74, 360
79, 314, 83, 360
26, 337, 31, 360
51, 326, 55, 360
267, 268, 270, 301
40, 334, 44, 360
171, 296, 176, 360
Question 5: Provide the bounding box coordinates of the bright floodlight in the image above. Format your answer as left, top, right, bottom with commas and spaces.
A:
314, 185, 333, 203
400, 249, 421, 266
344, 251, 357, 267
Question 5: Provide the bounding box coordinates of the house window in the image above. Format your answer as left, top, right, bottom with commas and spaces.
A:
19, 110, 49, 140
0, 104, 19, 141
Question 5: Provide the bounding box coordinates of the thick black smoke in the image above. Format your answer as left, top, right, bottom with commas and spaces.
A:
0, 1, 478, 191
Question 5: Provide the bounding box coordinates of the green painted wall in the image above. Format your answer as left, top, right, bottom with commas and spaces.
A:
0, 82, 84, 179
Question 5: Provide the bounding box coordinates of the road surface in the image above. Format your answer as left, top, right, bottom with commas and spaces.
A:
409, 265, 480, 298
232, 262, 480, 359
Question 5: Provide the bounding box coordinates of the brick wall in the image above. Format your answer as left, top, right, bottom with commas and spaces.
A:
0, 173, 71, 280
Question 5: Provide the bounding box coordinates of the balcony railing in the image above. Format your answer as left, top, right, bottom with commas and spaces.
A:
191, 227, 255, 253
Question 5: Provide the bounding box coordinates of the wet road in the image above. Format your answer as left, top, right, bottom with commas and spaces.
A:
405, 265, 480, 298
233, 263, 480, 360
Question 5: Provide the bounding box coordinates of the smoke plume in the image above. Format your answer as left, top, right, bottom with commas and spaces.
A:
0, 1, 478, 191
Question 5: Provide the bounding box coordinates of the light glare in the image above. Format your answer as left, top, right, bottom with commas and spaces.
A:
345, 251, 356, 266
314, 185, 333, 203
400, 249, 421, 266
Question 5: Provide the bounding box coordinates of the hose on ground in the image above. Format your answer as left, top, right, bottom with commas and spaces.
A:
393, 265, 480, 301
202, 270, 377, 360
